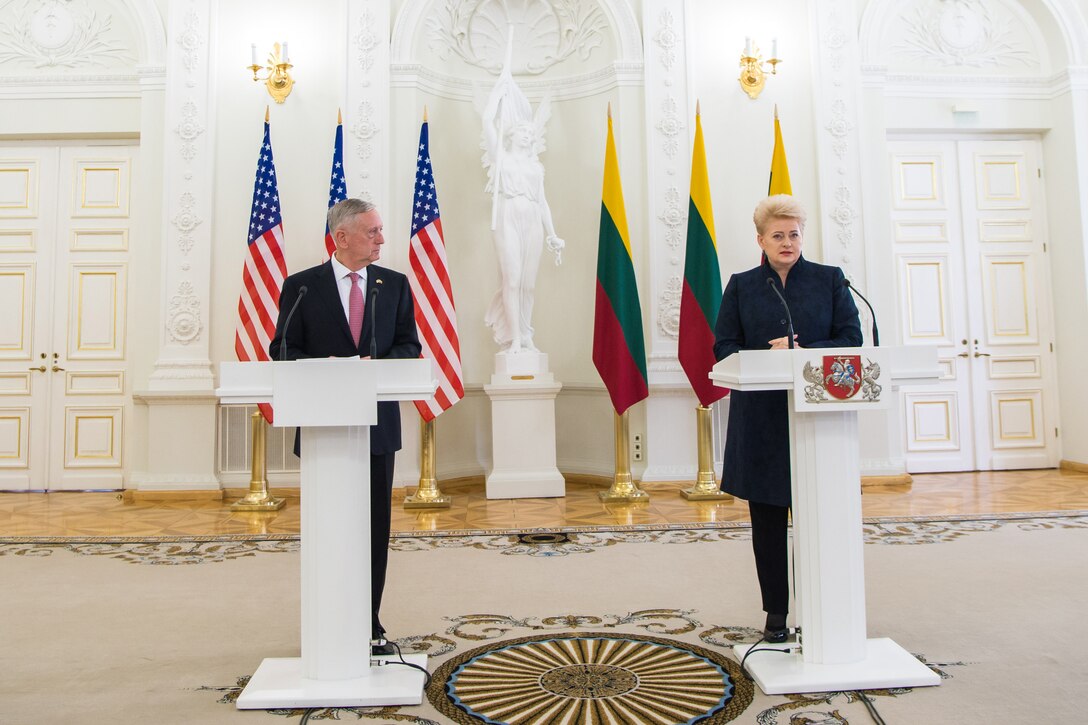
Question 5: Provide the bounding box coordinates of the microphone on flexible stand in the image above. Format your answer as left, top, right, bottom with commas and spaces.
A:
766, 277, 795, 349
368, 280, 381, 360
278, 285, 308, 361
842, 278, 880, 347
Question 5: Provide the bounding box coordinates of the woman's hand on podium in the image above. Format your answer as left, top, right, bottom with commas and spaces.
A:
768, 335, 801, 350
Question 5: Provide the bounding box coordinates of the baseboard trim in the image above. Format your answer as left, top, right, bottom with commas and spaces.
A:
1060, 460, 1088, 474
861, 473, 913, 489
126, 489, 224, 503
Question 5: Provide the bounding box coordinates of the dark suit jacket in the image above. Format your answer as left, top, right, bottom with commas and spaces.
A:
268, 261, 422, 455
713, 255, 862, 506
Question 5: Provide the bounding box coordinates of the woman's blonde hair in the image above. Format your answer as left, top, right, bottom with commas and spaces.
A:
754, 195, 806, 235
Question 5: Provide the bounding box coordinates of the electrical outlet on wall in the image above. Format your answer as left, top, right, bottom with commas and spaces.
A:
633, 433, 643, 461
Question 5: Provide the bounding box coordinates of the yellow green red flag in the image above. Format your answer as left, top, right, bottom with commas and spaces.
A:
678, 110, 727, 406
593, 110, 648, 414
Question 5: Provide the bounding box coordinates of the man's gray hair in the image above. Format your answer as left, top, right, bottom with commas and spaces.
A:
327, 198, 376, 234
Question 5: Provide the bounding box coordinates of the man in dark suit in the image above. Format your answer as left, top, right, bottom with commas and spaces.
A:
269, 198, 421, 654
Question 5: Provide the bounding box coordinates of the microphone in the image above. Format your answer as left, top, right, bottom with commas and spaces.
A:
842, 278, 880, 347
766, 277, 795, 349
279, 285, 308, 361
368, 280, 381, 360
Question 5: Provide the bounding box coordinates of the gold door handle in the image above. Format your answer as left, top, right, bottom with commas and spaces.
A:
956, 352, 969, 358
28, 365, 47, 373
51, 365, 65, 372
973, 352, 991, 358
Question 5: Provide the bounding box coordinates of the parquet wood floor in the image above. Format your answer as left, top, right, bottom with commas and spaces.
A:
2, 469, 1086, 537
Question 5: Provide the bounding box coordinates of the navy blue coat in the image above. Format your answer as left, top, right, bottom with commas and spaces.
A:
713, 256, 862, 506
269, 261, 422, 456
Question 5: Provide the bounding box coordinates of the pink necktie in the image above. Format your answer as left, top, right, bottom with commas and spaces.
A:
348, 272, 364, 347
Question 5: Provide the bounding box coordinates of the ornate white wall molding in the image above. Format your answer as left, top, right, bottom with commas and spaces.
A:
895, 0, 1036, 70
149, 0, 215, 389
425, 0, 608, 75
643, 0, 691, 356
860, 0, 1052, 74
393, 0, 642, 68
389, 60, 642, 99
0, 0, 164, 98
0, 0, 136, 70
657, 185, 683, 258
657, 275, 682, 339
810, 0, 866, 284
346, 0, 390, 208
166, 280, 202, 344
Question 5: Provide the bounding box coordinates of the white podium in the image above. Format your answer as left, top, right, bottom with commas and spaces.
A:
711, 346, 942, 695
217, 358, 436, 709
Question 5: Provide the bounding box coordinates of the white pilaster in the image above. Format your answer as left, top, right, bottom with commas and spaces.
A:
641, 0, 701, 482
811, 0, 906, 477
151, 0, 217, 390
345, 0, 391, 218
133, 0, 219, 491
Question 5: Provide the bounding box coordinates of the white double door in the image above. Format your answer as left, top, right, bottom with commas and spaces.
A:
888, 137, 1059, 472
0, 144, 134, 490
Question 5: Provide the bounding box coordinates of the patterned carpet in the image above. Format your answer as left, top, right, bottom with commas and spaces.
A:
3, 513, 1087, 724
3, 510, 1086, 561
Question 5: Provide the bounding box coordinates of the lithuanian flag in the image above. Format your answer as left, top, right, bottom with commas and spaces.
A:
593, 109, 648, 415
678, 109, 727, 406
768, 104, 792, 195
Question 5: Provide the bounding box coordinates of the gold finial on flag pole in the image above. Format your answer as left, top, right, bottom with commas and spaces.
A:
423, 106, 428, 122
696, 98, 701, 117
337, 108, 342, 124
265, 106, 270, 123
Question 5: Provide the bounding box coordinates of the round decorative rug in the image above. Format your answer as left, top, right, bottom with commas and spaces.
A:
427, 631, 752, 724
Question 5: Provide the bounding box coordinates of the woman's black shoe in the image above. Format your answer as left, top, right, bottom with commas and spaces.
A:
763, 613, 788, 643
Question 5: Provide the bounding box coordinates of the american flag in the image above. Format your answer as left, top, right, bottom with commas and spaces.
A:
408, 119, 464, 421
323, 111, 347, 258
235, 116, 287, 423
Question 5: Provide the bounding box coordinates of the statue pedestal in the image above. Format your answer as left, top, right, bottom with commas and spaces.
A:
484, 352, 565, 499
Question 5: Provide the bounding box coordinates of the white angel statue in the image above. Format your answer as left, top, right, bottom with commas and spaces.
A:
480, 54, 565, 354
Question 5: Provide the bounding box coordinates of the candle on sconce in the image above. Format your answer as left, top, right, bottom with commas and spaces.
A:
282, 42, 289, 64
745, 36, 752, 56
250, 43, 257, 66
771, 37, 778, 59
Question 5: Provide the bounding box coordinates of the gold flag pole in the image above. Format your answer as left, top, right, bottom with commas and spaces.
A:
404, 417, 451, 509
231, 410, 285, 511
598, 410, 649, 502
681, 405, 732, 500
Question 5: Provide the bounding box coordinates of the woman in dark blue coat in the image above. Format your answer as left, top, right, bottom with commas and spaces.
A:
714, 195, 862, 642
